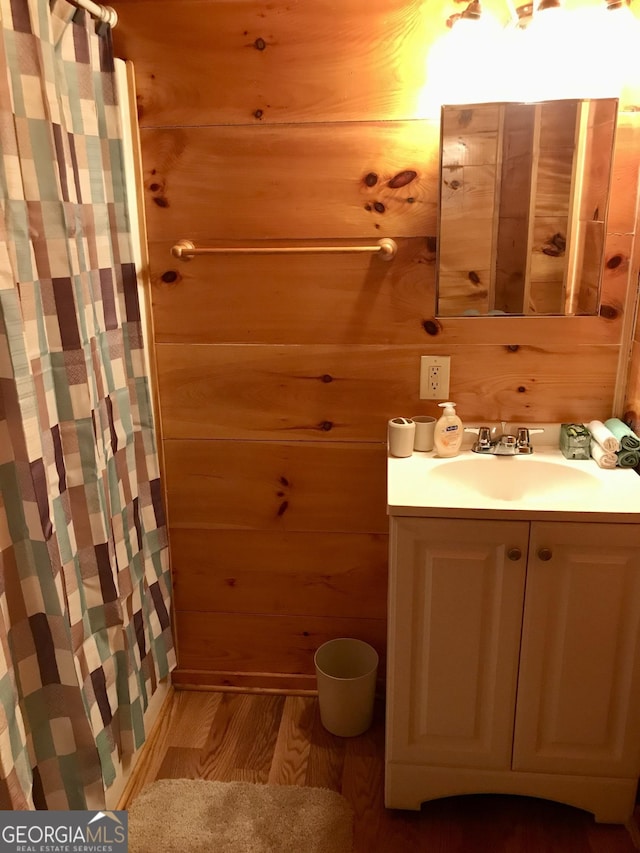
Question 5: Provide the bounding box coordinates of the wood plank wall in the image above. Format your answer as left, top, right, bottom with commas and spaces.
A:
624, 209, 640, 435
113, 0, 640, 690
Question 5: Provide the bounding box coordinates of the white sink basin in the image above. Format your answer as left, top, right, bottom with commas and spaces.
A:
428, 455, 600, 502
387, 447, 640, 519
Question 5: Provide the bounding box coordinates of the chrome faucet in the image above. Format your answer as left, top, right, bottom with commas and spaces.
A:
466, 423, 544, 455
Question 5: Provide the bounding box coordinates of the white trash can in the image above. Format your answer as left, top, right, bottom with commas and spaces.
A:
314, 638, 379, 737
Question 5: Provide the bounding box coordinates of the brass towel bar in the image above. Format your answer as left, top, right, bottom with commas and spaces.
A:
170, 238, 398, 261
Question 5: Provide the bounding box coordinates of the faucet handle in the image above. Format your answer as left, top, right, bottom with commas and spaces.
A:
516, 426, 544, 453
477, 426, 492, 446
465, 426, 491, 450
517, 427, 544, 440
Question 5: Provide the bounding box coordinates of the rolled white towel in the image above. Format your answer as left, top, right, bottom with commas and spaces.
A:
587, 420, 620, 453
590, 439, 617, 469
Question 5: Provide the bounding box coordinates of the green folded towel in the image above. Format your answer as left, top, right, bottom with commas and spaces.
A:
616, 449, 640, 468
604, 418, 640, 450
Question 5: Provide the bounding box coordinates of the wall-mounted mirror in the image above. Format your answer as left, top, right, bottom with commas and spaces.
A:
436, 98, 618, 317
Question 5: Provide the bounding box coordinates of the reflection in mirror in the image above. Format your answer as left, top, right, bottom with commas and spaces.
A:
436, 98, 618, 317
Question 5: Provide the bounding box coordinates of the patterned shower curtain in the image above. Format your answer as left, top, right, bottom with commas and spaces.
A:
0, 0, 175, 809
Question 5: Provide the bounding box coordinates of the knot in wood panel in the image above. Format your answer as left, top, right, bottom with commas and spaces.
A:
276, 477, 290, 517
422, 319, 441, 336
277, 500, 289, 517
599, 304, 618, 320
541, 232, 566, 256
388, 170, 417, 189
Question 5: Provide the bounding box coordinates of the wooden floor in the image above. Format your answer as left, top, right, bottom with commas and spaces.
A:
124, 689, 640, 852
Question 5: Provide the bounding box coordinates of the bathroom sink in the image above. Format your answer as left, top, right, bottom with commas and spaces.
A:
428, 455, 600, 502
387, 445, 640, 520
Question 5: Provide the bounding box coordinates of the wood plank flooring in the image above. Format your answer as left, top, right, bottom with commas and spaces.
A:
124, 689, 640, 852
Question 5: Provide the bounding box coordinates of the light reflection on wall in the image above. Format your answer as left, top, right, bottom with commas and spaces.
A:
417, 0, 640, 115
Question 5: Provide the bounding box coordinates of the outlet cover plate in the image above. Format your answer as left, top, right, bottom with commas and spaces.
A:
420, 355, 451, 400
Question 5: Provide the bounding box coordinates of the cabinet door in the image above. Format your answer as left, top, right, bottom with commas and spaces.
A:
513, 521, 640, 778
387, 517, 528, 770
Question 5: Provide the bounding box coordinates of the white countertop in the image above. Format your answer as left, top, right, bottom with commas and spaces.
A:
387, 448, 640, 523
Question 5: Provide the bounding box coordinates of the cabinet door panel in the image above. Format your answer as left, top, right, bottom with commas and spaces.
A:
387, 517, 528, 769
513, 522, 640, 778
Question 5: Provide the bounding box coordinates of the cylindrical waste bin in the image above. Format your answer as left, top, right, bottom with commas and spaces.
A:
314, 638, 379, 737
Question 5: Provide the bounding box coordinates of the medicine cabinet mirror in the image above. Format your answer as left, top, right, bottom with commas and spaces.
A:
436, 98, 618, 317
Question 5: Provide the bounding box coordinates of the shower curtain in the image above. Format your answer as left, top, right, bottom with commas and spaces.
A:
0, 0, 175, 809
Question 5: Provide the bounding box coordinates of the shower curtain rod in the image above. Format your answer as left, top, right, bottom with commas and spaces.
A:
171, 238, 398, 261
70, 0, 118, 27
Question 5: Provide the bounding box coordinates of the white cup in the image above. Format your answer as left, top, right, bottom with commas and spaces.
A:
411, 416, 437, 452
388, 418, 415, 457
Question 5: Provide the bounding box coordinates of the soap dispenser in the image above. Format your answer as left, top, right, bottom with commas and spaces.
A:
434, 401, 463, 458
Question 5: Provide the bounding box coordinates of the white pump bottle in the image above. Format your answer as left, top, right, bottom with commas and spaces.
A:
433, 401, 463, 458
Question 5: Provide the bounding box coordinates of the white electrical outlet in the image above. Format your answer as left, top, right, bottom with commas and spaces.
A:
419, 355, 451, 400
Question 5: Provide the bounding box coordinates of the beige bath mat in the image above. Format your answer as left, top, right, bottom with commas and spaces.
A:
127, 778, 354, 853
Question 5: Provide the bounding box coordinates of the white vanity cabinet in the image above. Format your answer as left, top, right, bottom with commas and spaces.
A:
385, 515, 640, 822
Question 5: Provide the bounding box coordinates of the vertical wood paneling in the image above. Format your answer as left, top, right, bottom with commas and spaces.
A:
113, 0, 640, 686
170, 529, 388, 618
156, 344, 620, 440
148, 237, 436, 345
621, 117, 640, 431
174, 612, 386, 680
163, 441, 388, 533
148, 237, 625, 346
626, 342, 640, 433
113, 0, 442, 126
138, 122, 440, 242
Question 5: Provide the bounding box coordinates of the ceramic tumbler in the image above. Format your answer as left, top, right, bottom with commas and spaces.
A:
388, 417, 415, 457
411, 416, 437, 451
